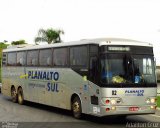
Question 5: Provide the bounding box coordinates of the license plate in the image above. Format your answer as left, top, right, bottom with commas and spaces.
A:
129, 107, 139, 111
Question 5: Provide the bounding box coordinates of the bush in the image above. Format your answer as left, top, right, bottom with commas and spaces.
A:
157, 96, 160, 108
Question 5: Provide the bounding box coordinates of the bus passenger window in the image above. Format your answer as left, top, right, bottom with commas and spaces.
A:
2, 53, 7, 66
53, 48, 68, 66
70, 46, 87, 67
7, 52, 16, 66
32, 59, 38, 66
39, 49, 52, 66
27, 50, 39, 66
47, 57, 51, 66
17, 52, 26, 66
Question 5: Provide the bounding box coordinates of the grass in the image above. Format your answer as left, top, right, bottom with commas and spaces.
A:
0, 68, 1, 83
0, 61, 1, 83
157, 96, 160, 108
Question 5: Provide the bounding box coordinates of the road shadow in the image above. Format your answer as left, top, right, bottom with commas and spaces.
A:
21, 100, 151, 125
3, 95, 72, 117
2, 95, 150, 126
24, 100, 73, 117
82, 114, 148, 124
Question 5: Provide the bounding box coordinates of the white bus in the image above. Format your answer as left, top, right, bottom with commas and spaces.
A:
1, 38, 157, 118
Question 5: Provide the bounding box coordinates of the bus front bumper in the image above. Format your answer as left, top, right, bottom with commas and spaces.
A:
91, 105, 156, 117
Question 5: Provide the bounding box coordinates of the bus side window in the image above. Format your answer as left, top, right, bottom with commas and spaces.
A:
53, 48, 68, 66
19, 58, 24, 66
17, 51, 26, 66
39, 49, 52, 66
70, 46, 87, 67
7, 52, 16, 66
27, 50, 39, 66
32, 59, 37, 66
90, 56, 97, 82
47, 57, 51, 66
2, 53, 7, 66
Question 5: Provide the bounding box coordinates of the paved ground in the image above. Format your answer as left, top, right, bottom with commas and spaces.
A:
0, 94, 160, 128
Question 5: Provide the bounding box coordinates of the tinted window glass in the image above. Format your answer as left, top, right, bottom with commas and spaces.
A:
27, 50, 39, 66
3, 53, 6, 57
90, 45, 98, 53
7, 52, 16, 66
39, 49, 52, 66
17, 51, 26, 66
53, 48, 68, 66
70, 46, 87, 66
100, 54, 156, 85
2, 53, 7, 66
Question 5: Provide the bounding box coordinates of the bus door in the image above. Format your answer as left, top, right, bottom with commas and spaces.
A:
88, 56, 100, 114
89, 56, 98, 83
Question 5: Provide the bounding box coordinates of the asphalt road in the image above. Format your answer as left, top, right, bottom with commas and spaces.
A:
0, 94, 160, 128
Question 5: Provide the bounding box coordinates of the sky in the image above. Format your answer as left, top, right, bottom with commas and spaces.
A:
0, 0, 160, 64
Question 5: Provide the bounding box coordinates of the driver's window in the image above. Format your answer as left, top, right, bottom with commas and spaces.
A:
143, 58, 152, 75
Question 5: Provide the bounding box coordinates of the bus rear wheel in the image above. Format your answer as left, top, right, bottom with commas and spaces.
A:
11, 87, 17, 103
17, 87, 24, 105
72, 96, 82, 119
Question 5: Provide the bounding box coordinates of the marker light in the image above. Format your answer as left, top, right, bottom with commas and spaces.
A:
116, 98, 122, 104
106, 100, 110, 104
111, 99, 116, 105
106, 108, 110, 112
150, 106, 155, 109
111, 106, 116, 110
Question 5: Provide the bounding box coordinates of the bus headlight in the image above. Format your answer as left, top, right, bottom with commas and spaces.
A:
150, 98, 156, 103
146, 98, 156, 104
146, 98, 150, 104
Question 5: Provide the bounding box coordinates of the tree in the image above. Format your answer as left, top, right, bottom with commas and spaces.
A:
0, 43, 8, 49
34, 28, 64, 44
11, 40, 26, 45
0, 41, 8, 83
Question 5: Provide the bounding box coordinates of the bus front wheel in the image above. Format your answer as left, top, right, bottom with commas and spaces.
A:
17, 87, 24, 105
72, 96, 82, 119
11, 87, 17, 103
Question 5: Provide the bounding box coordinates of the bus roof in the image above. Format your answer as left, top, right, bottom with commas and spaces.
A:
3, 38, 153, 52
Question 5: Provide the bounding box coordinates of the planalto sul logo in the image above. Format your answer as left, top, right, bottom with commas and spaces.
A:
28, 70, 59, 81
125, 89, 144, 96
111, 89, 144, 96
27, 70, 60, 93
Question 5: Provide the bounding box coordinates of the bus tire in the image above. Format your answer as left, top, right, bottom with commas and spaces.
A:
17, 87, 24, 105
11, 86, 17, 103
72, 96, 82, 119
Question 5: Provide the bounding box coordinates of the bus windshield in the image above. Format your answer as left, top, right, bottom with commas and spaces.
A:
100, 54, 156, 85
